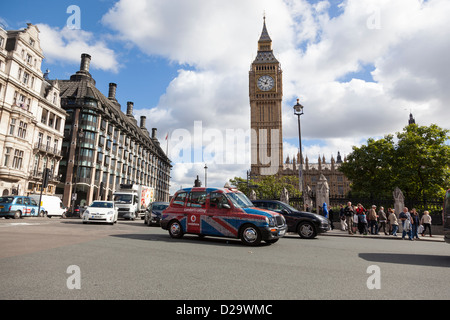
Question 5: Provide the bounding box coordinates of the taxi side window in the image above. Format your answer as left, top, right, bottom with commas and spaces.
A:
210, 192, 229, 209
187, 191, 207, 208
30, 199, 38, 206
16, 197, 22, 205
172, 192, 187, 207
24, 197, 30, 205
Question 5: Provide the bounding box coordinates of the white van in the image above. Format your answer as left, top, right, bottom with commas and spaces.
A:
29, 195, 66, 218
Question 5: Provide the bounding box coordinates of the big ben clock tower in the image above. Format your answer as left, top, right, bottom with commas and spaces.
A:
250, 17, 283, 176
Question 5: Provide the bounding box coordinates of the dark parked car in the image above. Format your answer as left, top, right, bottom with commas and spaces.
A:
251, 200, 329, 239
144, 201, 169, 226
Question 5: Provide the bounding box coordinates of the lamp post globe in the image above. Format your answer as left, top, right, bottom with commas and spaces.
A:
293, 98, 305, 210
293, 98, 304, 116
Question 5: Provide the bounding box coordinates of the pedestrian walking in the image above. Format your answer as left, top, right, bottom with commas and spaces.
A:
387, 208, 394, 234
368, 205, 378, 235
411, 208, 420, 240
356, 203, 366, 234
399, 207, 413, 240
328, 207, 335, 230
388, 209, 399, 236
344, 202, 354, 235
358, 210, 368, 235
420, 210, 432, 237
339, 204, 347, 231
322, 202, 328, 218
378, 206, 388, 235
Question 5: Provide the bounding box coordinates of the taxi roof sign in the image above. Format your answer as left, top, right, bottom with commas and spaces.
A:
224, 182, 238, 191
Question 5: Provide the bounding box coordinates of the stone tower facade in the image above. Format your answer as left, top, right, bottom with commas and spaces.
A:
249, 18, 283, 176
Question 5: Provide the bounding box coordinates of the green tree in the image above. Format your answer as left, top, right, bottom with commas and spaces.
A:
229, 175, 301, 199
339, 124, 450, 200
394, 124, 450, 200
339, 135, 396, 198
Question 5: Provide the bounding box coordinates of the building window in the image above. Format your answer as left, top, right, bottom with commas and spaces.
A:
48, 113, 55, 127
12, 150, 24, 169
9, 119, 16, 135
18, 121, 27, 139
53, 139, 59, 153
41, 109, 48, 125
38, 132, 43, 146
3, 147, 11, 167
22, 72, 30, 85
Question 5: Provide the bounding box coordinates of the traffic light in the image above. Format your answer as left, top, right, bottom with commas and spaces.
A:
42, 168, 51, 188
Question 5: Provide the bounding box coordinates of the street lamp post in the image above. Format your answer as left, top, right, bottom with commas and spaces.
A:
293, 99, 305, 210
204, 164, 208, 188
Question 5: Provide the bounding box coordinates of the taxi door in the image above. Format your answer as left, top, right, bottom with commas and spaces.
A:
203, 191, 238, 238
23, 197, 37, 216
14, 197, 27, 215
185, 191, 207, 235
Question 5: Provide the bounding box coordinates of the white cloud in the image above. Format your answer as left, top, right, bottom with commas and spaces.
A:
101, 0, 450, 194
37, 24, 120, 73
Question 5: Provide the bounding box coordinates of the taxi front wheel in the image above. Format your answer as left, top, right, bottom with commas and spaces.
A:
240, 224, 262, 246
168, 220, 184, 239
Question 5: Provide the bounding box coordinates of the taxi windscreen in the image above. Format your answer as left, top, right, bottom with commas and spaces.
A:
226, 193, 253, 208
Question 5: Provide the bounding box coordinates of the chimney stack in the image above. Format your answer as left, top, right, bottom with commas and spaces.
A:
80, 53, 91, 73
140, 116, 146, 129
126, 101, 134, 116
108, 83, 117, 100
70, 53, 95, 84
152, 128, 157, 139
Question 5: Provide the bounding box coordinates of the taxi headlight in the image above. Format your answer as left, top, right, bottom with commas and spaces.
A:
107, 211, 114, 215
266, 216, 275, 227
84, 210, 90, 215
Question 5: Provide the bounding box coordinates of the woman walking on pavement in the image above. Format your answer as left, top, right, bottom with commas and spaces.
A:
388, 208, 399, 236
399, 207, 413, 240
420, 210, 432, 237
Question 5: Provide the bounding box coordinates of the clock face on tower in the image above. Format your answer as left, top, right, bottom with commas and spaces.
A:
257, 75, 274, 91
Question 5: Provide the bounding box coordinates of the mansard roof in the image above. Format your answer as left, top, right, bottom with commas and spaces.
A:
57, 66, 170, 163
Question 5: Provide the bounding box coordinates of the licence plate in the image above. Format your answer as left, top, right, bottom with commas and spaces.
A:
93, 215, 102, 219
278, 229, 286, 236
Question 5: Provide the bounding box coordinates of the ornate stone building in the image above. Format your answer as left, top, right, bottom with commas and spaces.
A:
56, 54, 171, 209
0, 24, 66, 197
282, 153, 351, 197
249, 19, 351, 197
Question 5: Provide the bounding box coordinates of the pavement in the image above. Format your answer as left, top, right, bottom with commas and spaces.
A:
322, 227, 445, 243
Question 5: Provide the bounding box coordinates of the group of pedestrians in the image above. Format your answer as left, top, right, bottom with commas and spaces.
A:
337, 202, 433, 239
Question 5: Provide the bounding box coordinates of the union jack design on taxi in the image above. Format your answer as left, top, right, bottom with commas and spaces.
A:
161, 186, 287, 246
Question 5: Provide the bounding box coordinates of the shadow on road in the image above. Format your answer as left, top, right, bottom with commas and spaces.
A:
359, 253, 450, 268
110, 233, 272, 247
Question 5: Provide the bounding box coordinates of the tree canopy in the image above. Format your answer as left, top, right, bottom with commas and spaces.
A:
339, 124, 450, 200
229, 175, 301, 200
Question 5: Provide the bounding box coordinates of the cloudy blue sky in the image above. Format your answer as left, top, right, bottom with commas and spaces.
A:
2, 0, 449, 194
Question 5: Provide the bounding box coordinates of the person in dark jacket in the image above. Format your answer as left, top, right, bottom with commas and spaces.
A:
378, 206, 388, 235
411, 208, 420, 240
